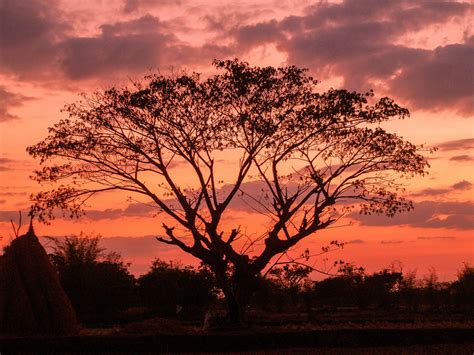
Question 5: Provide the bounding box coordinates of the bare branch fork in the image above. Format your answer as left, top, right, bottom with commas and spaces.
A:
10, 210, 22, 238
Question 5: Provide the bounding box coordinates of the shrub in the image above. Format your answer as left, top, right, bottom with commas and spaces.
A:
452, 263, 474, 309
48, 234, 136, 321
137, 260, 216, 317
356, 269, 402, 309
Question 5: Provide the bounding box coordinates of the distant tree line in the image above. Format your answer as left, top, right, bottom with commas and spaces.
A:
33, 235, 474, 325
254, 262, 474, 314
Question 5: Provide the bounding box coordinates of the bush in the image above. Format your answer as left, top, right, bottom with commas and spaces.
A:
251, 264, 313, 313
452, 263, 474, 309
48, 234, 136, 321
356, 269, 402, 309
137, 260, 216, 317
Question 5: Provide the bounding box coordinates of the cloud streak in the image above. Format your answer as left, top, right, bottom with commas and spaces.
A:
0, 87, 34, 122
410, 180, 472, 197
437, 138, 474, 151
450, 155, 474, 162
351, 200, 474, 230
418, 236, 456, 240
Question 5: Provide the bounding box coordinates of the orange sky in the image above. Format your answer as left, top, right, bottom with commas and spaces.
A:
0, 0, 472, 279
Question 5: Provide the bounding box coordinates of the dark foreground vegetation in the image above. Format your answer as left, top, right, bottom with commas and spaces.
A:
1, 234, 473, 352
48, 235, 474, 324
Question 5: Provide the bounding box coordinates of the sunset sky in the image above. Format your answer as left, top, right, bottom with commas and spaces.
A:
0, 0, 472, 279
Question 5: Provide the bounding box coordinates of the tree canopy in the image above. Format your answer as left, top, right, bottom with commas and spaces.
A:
48, 234, 136, 320
27, 59, 429, 323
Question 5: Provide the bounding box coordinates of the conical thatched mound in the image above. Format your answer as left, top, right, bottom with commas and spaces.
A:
0, 224, 79, 335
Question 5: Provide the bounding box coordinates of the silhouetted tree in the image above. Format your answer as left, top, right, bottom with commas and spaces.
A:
253, 264, 312, 312
137, 259, 216, 317
48, 234, 136, 322
397, 270, 421, 311
452, 263, 474, 310
268, 264, 313, 291
312, 263, 365, 307
270, 264, 312, 307
357, 269, 402, 309
28, 59, 429, 324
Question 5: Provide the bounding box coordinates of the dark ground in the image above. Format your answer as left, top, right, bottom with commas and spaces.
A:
1, 308, 473, 353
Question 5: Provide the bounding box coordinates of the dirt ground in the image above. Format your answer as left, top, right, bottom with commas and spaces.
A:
1, 309, 473, 353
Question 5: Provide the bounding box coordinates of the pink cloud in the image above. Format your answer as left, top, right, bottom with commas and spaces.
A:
350, 200, 474, 230
450, 155, 474, 162
438, 138, 474, 151
233, 0, 472, 115
0, 87, 34, 122
122, 0, 183, 14
1, 0, 471, 117
0, 0, 70, 80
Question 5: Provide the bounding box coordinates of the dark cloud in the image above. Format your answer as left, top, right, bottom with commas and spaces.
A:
0, 0, 69, 79
452, 180, 472, 190
278, 20, 421, 89
123, 202, 159, 215
418, 236, 456, 240
351, 200, 474, 230
0, 87, 34, 122
411, 188, 450, 197
420, 214, 474, 230
234, 21, 283, 50
203, 7, 275, 34
81, 202, 159, 220
381, 240, 404, 244
0, 210, 27, 222
450, 155, 474, 162
81, 208, 127, 220
437, 138, 474, 151
122, 0, 182, 14
100, 14, 167, 36
59, 14, 231, 80
0, 202, 160, 222
345, 239, 365, 244
411, 180, 472, 197
2, 0, 470, 116
59, 15, 177, 79
0, 157, 28, 171
389, 40, 474, 115
293, 0, 469, 32
0, 200, 5, 204
0, 1, 228, 82
0, 191, 28, 197
233, 0, 472, 114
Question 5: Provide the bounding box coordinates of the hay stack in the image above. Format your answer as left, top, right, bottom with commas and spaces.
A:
0, 223, 79, 335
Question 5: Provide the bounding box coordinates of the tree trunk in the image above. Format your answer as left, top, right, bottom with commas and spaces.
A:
213, 266, 259, 326
222, 287, 243, 325
229, 268, 259, 325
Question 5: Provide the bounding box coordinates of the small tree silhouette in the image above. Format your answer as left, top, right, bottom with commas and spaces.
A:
48, 234, 135, 321
28, 59, 429, 324
452, 263, 474, 309
137, 259, 216, 317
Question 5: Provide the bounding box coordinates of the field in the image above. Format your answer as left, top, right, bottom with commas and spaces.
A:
2, 309, 473, 353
